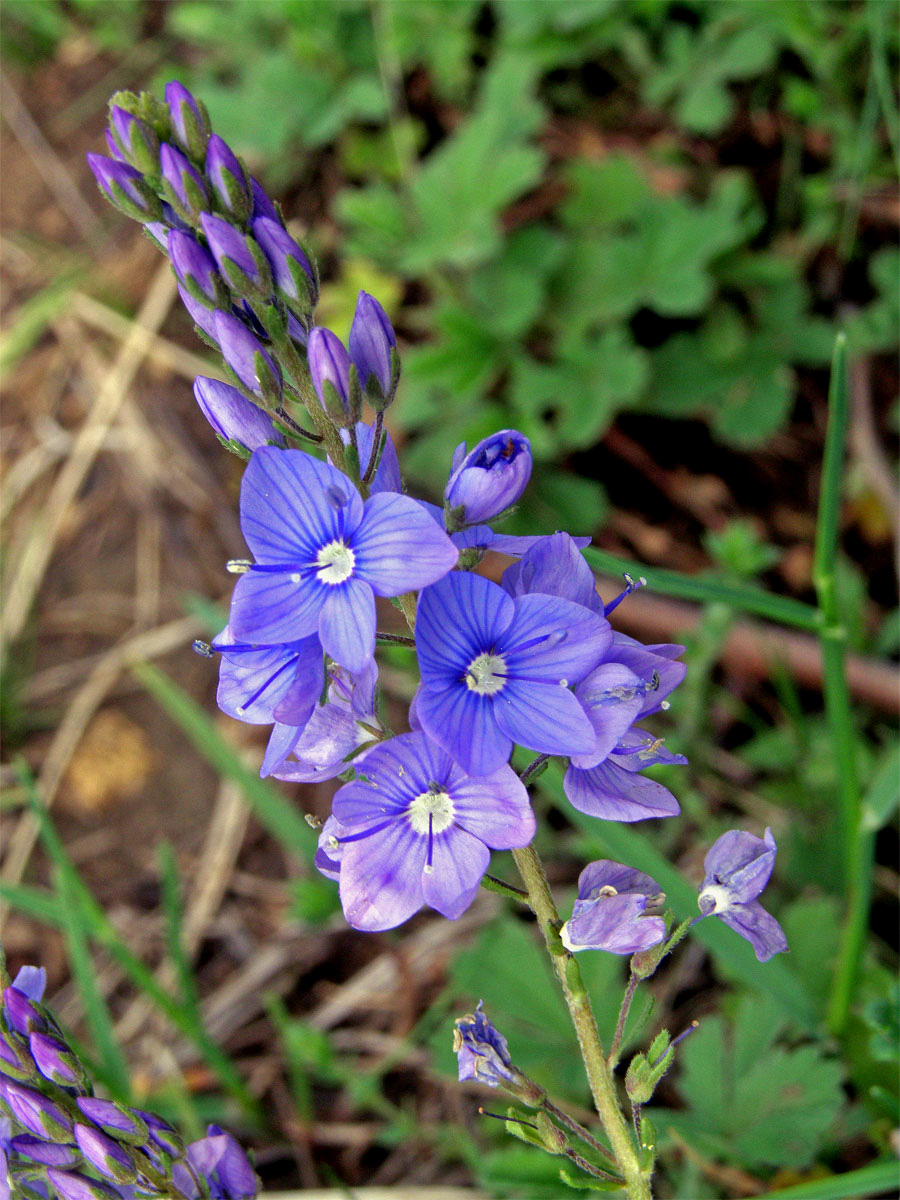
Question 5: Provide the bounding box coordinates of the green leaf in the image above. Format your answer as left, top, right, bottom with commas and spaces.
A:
733, 1160, 899, 1200
658, 996, 843, 1168
860, 744, 900, 832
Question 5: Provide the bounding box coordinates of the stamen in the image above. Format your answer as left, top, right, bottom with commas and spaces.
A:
335, 819, 395, 845
604, 572, 646, 617
192, 640, 214, 658
226, 559, 253, 574
424, 812, 434, 874
235, 657, 296, 714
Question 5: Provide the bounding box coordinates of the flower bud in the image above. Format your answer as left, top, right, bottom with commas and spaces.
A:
104, 129, 125, 161
164, 80, 211, 160
308, 327, 356, 426
74, 1123, 138, 1185
206, 134, 252, 221
47, 1168, 121, 1200
76, 1097, 148, 1148
159, 142, 210, 224
3, 985, 47, 1035
168, 230, 227, 309
443, 430, 532, 527
132, 1108, 184, 1157
249, 176, 280, 222
348, 291, 399, 409
11, 1134, 81, 1167
3, 1081, 73, 1141
213, 311, 282, 403
87, 155, 162, 223
29, 1032, 87, 1090
0, 1029, 36, 1081
193, 377, 285, 454
187, 1125, 258, 1198
201, 213, 272, 299
177, 285, 220, 341
108, 105, 159, 176
251, 217, 317, 312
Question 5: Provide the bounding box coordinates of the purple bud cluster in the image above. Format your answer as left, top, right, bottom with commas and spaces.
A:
0, 967, 257, 1199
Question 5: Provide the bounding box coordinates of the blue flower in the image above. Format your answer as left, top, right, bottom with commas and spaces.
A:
697, 828, 788, 962
444, 430, 532, 526
207, 624, 324, 728
229, 448, 458, 672
453, 1001, 518, 1087
317, 731, 535, 931
415, 572, 611, 776
193, 378, 284, 453
348, 291, 398, 406
561, 861, 666, 955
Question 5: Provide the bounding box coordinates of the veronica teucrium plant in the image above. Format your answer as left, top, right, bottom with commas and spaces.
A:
81, 83, 789, 1199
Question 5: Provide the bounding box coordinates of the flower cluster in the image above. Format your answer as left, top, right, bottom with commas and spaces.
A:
90, 83, 787, 967
0, 967, 256, 1200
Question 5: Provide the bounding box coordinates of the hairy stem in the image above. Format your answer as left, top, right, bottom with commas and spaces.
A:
512, 843, 651, 1200
609, 973, 640, 1067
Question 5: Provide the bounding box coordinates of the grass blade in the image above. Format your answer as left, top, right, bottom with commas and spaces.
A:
583, 547, 820, 632
735, 1159, 898, 1200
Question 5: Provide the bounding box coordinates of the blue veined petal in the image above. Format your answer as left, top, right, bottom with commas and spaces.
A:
352, 492, 458, 595
229, 569, 323, 644
450, 765, 535, 850
240, 446, 363, 563
493, 678, 596, 757
416, 683, 512, 776
718, 900, 788, 962
339, 820, 425, 931
422, 827, 489, 919
563, 758, 681, 821
501, 532, 603, 611
319, 577, 376, 672
570, 662, 645, 769
216, 634, 323, 726
500, 593, 611, 684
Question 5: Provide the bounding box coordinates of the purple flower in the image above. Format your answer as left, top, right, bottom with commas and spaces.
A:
502, 531, 604, 613
249, 176, 279, 223
206, 134, 251, 218
563, 730, 685, 822
164, 81, 210, 158
561, 861, 666, 955
75, 1098, 148, 1146
87, 155, 160, 222
193, 378, 284, 452
29, 1033, 84, 1089
108, 106, 158, 175
201, 213, 269, 296
229, 447, 458, 672
209, 624, 324, 728
320, 731, 535, 930
74, 1124, 137, 1185
698, 828, 788, 962
454, 1001, 518, 1087
178, 284, 219, 340
159, 143, 210, 222
251, 217, 316, 307
2, 985, 47, 1035
264, 660, 380, 781
415, 572, 611, 776
337, 422, 401, 494
185, 1125, 257, 1199
9, 1134, 80, 1167
213, 311, 282, 400
168, 231, 222, 303
444, 430, 532, 526
307, 327, 353, 423
348, 291, 397, 405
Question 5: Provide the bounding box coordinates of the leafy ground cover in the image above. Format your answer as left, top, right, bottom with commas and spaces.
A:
1, 2, 897, 1196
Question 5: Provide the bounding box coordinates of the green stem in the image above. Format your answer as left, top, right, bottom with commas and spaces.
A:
609, 974, 640, 1068
543, 1098, 619, 1170
814, 336, 865, 1038
480, 873, 529, 902
512, 844, 651, 1200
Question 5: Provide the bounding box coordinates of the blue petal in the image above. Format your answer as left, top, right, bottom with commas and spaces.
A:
494, 679, 596, 757
353, 492, 458, 595
319, 578, 376, 673
417, 683, 512, 776
502, 532, 603, 610
339, 821, 425, 931
450, 764, 535, 850
502, 593, 611, 685
229, 569, 323, 643
718, 900, 788, 962
563, 758, 681, 821
240, 447, 363, 563
575, 860, 661, 902
423, 827, 490, 919
570, 663, 645, 769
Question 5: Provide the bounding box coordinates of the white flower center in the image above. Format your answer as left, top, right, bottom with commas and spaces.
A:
407, 787, 455, 836
698, 883, 732, 915
465, 652, 507, 696
316, 540, 355, 585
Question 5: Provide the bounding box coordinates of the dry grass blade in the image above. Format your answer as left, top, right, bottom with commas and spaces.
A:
1, 261, 177, 659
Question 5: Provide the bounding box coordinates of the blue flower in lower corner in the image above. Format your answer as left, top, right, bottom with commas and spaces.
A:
697, 828, 788, 962
315, 731, 535, 931
453, 1001, 518, 1087
228, 447, 458, 672
416, 572, 611, 776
